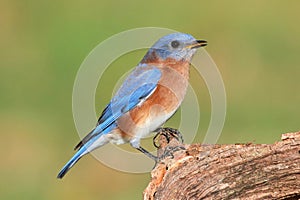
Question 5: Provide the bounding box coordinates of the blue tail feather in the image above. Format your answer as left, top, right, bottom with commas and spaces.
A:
57, 123, 115, 179
57, 147, 87, 179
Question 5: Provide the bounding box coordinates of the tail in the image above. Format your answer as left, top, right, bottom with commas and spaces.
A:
57, 123, 114, 179
57, 147, 87, 179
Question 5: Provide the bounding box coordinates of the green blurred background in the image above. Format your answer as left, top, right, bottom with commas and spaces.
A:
1, 1, 299, 199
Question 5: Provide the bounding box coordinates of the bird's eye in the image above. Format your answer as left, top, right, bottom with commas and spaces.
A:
171, 40, 180, 48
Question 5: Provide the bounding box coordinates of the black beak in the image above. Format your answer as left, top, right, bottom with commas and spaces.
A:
192, 40, 207, 49
185, 40, 207, 49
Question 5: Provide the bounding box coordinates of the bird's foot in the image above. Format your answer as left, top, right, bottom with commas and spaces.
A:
136, 128, 186, 168
159, 146, 186, 160
153, 127, 186, 162
153, 127, 184, 148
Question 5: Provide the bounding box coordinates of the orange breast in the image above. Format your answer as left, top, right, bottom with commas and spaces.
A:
117, 56, 191, 139
130, 84, 179, 122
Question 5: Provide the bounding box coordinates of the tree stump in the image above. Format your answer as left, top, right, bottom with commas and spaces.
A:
144, 129, 300, 200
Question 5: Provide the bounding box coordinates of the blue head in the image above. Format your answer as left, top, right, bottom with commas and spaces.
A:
142, 33, 207, 63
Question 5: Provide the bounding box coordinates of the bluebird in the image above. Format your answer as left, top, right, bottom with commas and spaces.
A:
57, 33, 207, 178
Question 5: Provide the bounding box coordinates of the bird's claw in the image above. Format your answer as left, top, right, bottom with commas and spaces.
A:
153, 127, 184, 148
159, 146, 186, 160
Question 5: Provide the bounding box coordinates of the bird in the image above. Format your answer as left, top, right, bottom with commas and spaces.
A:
57, 32, 207, 178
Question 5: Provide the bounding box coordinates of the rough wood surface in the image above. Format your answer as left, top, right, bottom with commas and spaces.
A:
144, 129, 300, 200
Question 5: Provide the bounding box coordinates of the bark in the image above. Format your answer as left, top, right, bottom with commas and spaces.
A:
144, 129, 300, 200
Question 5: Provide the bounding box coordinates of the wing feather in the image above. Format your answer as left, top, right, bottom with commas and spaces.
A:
74, 65, 161, 150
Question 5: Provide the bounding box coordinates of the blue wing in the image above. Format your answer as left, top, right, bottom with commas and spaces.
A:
74, 65, 162, 150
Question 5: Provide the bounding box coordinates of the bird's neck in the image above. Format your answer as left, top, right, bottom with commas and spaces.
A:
140, 51, 191, 80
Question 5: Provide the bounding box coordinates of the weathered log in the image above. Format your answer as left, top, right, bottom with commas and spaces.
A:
144, 129, 300, 200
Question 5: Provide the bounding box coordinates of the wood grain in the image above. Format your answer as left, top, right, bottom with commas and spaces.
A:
144, 129, 300, 200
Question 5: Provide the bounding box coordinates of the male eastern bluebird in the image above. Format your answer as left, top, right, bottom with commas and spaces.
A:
57, 33, 207, 178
